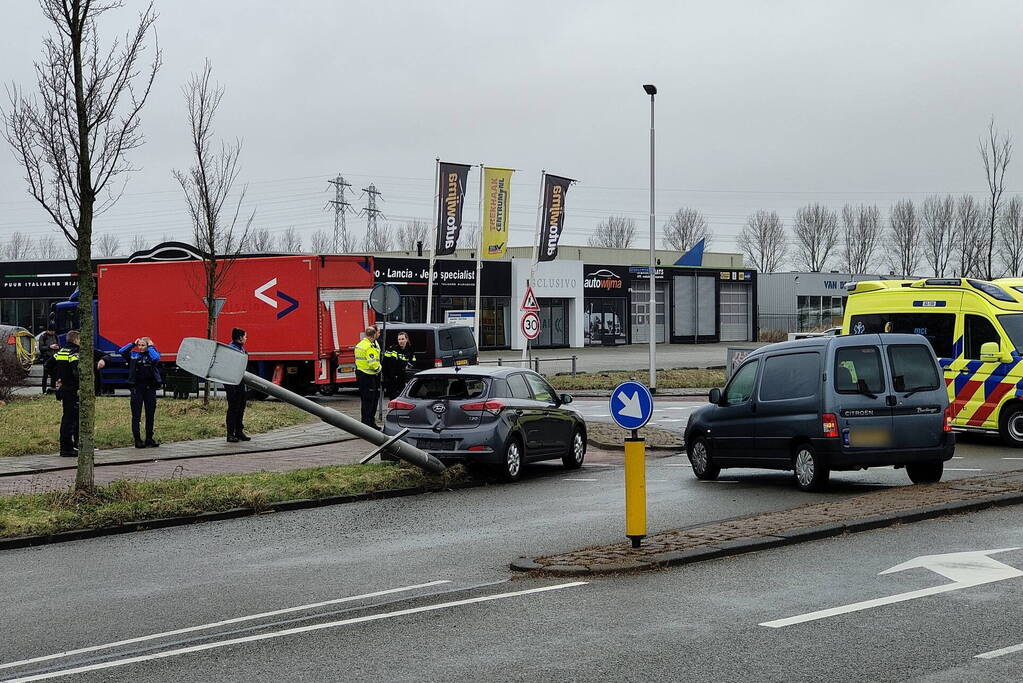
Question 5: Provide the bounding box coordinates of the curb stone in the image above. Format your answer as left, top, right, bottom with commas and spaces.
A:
509, 490, 1023, 576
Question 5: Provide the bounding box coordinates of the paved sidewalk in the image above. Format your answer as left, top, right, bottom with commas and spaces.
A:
0, 422, 355, 478
513, 469, 1023, 574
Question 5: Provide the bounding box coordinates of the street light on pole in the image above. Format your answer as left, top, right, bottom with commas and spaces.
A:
643, 83, 657, 393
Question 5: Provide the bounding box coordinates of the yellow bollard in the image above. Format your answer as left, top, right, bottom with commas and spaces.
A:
624, 434, 647, 548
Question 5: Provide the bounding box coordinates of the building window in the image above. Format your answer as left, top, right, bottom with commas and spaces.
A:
585, 298, 628, 346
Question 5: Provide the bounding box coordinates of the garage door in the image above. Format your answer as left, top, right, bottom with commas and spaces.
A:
719, 282, 751, 342
673, 275, 716, 338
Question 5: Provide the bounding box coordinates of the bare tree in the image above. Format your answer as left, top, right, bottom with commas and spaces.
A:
277, 227, 303, 252
840, 204, 882, 274
362, 223, 393, 252
738, 210, 787, 272
587, 215, 636, 249
887, 199, 921, 277
1000, 196, 1023, 277
129, 233, 146, 254
954, 194, 987, 277
461, 222, 479, 252
173, 60, 252, 404
4, 231, 36, 260
920, 194, 956, 277
980, 117, 1012, 279
393, 219, 429, 252
36, 233, 62, 259
662, 207, 712, 251
309, 229, 332, 253
3, 0, 160, 492
791, 203, 839, 272
247, 227, 274, 252
93, 232, 119, 257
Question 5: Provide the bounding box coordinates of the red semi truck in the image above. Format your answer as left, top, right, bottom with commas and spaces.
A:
83, 254, 376, 393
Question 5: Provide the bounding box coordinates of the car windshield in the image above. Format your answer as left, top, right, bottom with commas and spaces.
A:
408, 376, 487, 400
997, 314, 1023, 353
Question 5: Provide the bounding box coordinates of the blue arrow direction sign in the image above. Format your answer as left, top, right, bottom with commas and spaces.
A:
609, 381, 654, 430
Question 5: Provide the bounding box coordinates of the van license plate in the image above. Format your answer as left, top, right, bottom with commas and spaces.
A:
850, 428, 891, 447
456, 359, 468, 365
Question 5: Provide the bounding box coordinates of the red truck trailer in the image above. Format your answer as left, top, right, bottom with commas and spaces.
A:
95, 255, 376, 393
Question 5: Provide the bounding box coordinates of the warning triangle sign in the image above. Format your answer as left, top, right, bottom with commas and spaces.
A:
521, 286, 540, 311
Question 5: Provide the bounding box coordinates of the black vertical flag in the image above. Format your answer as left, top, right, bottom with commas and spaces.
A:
537, 174, 574, 262
435, 162, 472, 256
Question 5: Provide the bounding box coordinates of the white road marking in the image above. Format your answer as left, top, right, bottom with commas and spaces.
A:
701, 480, 738, 484
0, 581, 451, 672
661, 406, 694, 410
1003, 457, 1023, 460
664, 463, 691, 467
976, 641, 1023, 659
5, 582, 587, 682
945, 468, 984, 471
951, 456, 964, 459
659, 419, 685, 422
562, 478, 598, 482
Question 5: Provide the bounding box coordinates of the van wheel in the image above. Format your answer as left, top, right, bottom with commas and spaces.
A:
906, 460, 944, 484
499, 437, 524, 482
317, 385, 338, 396
1000, 405, 1023, 448
794, 444, 829, 492
688, 437, 720, 480
562, 429, 586, 470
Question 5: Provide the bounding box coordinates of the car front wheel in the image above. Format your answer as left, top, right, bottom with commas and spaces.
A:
562, 428, 586, 470
687, 437, 720, 480
794, 443, 829, 492
906, 460, 943, 484
500, 437, 524, 482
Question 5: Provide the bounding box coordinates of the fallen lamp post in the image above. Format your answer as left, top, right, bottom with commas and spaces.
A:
175, 337, 445, 473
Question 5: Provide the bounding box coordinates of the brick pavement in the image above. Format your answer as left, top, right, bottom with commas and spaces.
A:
522, 470, 1023, 572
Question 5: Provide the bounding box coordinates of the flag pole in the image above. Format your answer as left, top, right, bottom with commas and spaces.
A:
426, 158, 439, 324
473, 163, 484, 344
523, 170, 546, 367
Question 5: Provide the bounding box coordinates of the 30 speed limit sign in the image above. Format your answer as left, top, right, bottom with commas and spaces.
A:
521, 311, 541, 340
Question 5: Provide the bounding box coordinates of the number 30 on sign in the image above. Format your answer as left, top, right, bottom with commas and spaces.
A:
521, 311, 541, 340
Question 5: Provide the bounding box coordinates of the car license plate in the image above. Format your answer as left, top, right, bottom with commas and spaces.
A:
456, 359, 468, 365
849, 428, 891, 447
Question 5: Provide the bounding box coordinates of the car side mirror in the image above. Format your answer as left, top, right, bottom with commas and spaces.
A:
708, 387, 722, 405
980, 341, 1003, 363
559, 393, 573, 405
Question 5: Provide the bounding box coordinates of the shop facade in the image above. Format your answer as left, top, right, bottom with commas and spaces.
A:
583, 265, 630, 346
510, 259, 584, 350
757, 272, 883, 334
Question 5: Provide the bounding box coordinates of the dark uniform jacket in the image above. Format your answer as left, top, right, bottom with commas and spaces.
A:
45, 343, 80, 396
118, 343, 162, 386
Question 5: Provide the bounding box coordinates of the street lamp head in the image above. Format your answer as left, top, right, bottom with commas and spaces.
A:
643, 84, 657, 96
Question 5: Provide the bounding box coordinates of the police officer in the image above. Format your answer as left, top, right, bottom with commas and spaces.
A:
354, 325, 382, 428
45, 330, 106, 457
225, 328, 250, 443
383, 331, 415, 399
118, 336, 162, 448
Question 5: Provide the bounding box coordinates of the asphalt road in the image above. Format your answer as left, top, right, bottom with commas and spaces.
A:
3, 432, 1023, 680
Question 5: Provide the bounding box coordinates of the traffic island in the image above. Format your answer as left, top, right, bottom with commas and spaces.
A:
511, 470, 1023, 575
585, 422, 683, 450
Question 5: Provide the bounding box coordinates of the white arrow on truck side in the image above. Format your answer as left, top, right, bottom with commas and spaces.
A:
761, 547, 1022, 628
255, 278, 278, 308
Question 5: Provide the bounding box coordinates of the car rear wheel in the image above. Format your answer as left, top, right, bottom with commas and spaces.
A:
1000, 404, 1023, 448
687, 437, 720, 481
562, 429, 586, 470
499, 437, 524, 482
317, 384, 338, 396
906, 460, 943, 484
794, 443, 829, 492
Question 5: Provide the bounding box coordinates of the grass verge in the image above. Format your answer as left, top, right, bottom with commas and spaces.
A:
550, 368, 724, 391
0, 396, 313, 458
0, 463, 467, 539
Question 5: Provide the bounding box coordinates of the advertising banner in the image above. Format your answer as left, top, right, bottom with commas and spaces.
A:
537, 174, 574, 262
482, 167, 513, 259
435, 162, 472, 256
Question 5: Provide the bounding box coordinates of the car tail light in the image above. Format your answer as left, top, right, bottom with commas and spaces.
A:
387, 399, 415, 411
462, 400, 505, 415
468, 445, 489, 452
822, 413, 839, 438
434, 358, 443, 368
944, 405, 953, 432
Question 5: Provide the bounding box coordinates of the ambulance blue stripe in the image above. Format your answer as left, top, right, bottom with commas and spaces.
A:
954, 360, 984, 397
984, 358, 1022, 398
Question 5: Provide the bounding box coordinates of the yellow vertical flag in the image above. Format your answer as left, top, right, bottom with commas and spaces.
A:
482, 167, 513, 259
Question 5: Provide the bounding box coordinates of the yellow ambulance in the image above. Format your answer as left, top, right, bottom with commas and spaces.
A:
842, 277, 1023, 446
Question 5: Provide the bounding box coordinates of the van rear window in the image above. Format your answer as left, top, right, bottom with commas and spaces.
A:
440, 327, 477, 352
848, 313, 954, 358
835, 346, 885, 394
887, 345, 939, 393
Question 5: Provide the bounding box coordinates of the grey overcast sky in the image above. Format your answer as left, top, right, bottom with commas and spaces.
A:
2, 0, 1023, 259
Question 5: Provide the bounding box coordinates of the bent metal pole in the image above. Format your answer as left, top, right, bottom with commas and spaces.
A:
176, 337, 445, 473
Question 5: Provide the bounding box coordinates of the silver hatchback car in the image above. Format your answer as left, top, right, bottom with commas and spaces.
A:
382, 366, 587, 481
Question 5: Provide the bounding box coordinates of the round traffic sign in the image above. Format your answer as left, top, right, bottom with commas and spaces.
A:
521, 311, 541, 340
609, 380, 654, 430
368, 283, 402, 315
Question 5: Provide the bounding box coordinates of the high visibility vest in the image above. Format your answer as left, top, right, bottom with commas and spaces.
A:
53, 347, 80, 364
354, 337, 381, 375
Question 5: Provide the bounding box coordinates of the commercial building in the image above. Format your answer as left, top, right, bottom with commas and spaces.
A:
757, 272, 886, 334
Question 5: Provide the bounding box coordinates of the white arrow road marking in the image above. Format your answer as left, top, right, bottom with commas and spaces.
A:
761, 548, 1022, 628
5, 582, 586, 682
616, 391, 643, 419
976, 642, 1023, 659
0, 581, 451, 672
254, 278, 278, 308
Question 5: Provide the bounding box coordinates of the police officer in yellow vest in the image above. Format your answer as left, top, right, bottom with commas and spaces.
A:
354, 325, 382, 429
